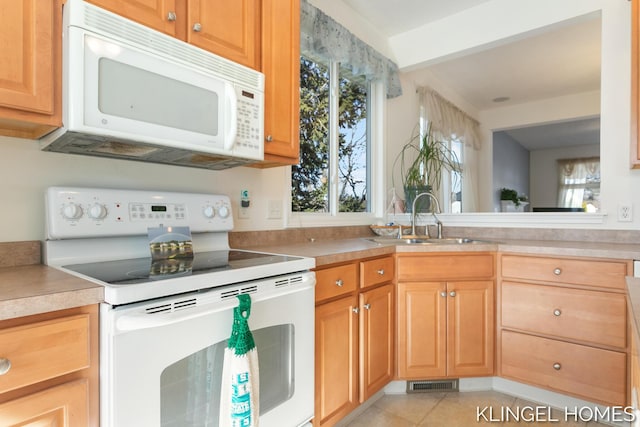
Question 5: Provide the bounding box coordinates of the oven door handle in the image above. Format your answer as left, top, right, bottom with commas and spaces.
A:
115, 299, 238, 331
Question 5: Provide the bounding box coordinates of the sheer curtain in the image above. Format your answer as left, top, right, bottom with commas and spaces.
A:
417, 87, 481, 212
557, 157, 600, 210
300, 0, 402, 98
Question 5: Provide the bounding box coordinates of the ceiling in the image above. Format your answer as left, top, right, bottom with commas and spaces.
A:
341, 0, 602, 150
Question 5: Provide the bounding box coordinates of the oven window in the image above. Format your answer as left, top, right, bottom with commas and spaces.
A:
160, 324, 294, 426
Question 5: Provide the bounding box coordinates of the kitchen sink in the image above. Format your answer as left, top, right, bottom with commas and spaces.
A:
367, 237, 494, 245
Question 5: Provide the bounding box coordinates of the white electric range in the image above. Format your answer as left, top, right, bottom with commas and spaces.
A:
43, 186, 315, 427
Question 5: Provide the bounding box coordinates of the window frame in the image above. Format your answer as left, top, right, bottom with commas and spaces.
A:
288, 59, 385, 226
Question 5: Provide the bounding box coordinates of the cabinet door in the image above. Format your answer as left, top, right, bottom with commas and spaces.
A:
359, 284, 394, 402
447, 281, 494, 377
86, 0, 178, 37
261, 0, 301, 163
315, 296, 358, 427
0, 0, 61, 138
397, 282, 446, 378
0, 379, 88, 426
187, 0, 260, 69
633, 0, 640, 168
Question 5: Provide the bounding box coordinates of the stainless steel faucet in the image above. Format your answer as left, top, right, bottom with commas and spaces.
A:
410, 192, 443, 239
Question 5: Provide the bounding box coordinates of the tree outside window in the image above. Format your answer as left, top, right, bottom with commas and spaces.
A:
292, 56, 370, 213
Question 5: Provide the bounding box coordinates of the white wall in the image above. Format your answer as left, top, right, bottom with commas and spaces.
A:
0, 137, 289, 242
385, 0, 640, 229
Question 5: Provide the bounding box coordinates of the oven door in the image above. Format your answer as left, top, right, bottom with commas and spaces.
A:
100, 273, 314, 427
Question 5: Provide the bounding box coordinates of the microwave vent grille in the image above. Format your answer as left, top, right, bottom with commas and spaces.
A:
81, 3, 263, 91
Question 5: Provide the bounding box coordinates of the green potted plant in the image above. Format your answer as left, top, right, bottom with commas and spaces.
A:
499, 188, 529, 212
393, 123, 460, 213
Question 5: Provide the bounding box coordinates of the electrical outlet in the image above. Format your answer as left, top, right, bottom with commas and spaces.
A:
267, 200, 282, 219
238, 206, 250, 219
618, 204, 633, 222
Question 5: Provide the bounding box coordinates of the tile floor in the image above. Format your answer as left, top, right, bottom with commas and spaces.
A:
342, 390, 614, 427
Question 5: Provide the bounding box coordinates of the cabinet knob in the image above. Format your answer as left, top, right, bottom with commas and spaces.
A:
553, 268, 562, 275
167, 11, 177, 21
440, 292, 447, 297
449, 291, 456, 297
553, 363, 562, 370
335, 279, 343, 287
553, 309, 562, 316
0, 358, 11, 375
352, 307, 359, 314
363, 303, 371, 310
265, 135, 273, 142
377, 269, 385, 275
193, 22, 202, 32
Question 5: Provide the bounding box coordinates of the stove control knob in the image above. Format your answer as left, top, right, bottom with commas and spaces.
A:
88, 203, 108, 220
217, 205, 230, 219
203, 205, 216, 219
62, 203, 83, 220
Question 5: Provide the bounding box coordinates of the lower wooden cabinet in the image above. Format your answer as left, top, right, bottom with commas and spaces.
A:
314, 256, 394, 427
396, 252, 495, 379
397, 279, 494, 378
501, 330, 626, 406
498, 253, 631, 406
0, 305, 99, 426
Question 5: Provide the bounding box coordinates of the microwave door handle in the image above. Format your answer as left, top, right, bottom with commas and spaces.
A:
224, 82, 238, 151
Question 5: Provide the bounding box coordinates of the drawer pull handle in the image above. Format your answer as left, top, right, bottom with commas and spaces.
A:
335, 279, 344, 287
352, 307, 359, 314
553, 363, 562, 370
377, 269, 385, 275
440, 292, 447, 298
167, 11, 177, 21
193, 22, 202, 32
553, 309, 562, 316
363, 303, 371, 310
554, 268, 562, 275
0, 358, 11, 375
449, 291, 456, 297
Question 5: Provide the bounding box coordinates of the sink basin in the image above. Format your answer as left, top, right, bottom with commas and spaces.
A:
367, 237, 493, 245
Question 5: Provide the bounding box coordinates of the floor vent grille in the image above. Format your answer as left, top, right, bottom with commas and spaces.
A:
407, 379, 459, 393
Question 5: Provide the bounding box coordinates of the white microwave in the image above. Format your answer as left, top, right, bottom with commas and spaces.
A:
41, 0, 265, 170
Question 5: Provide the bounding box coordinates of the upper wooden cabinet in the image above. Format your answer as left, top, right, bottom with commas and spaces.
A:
633, 0, 640, 167
0, 0, 62, 139
87, 0, 261, 70
85, 0, 179, 37
187, 0, 260, 70
260, 0, 301, 164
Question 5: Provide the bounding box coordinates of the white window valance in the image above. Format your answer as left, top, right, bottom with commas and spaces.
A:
418, 87, 481, 150
300, 0, 402, 98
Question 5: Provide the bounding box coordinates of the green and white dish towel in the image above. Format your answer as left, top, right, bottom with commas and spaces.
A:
220, 294, 260, 427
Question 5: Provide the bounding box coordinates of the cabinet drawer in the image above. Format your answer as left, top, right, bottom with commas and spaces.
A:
360, 256, 394, 288
315, 263, 358, 302
501, 255, 629, 290
0, 314, 91, 394
501, 282, 626, 348
397, 253, 494, 282
501, 330, 626, 406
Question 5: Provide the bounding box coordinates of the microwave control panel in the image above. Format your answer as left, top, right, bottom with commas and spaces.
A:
233, 85, 264, 158
46, 187, 234, 239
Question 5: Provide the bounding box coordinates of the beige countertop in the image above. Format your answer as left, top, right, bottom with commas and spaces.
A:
251, 237, 640, 267
2, 236, 640, 321
0, 264, 103, 321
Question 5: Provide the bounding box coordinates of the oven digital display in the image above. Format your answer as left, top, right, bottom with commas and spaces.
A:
151, 206, 167, 212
